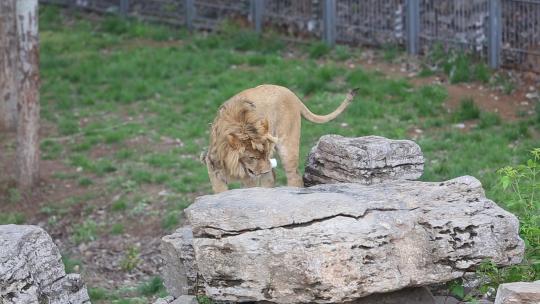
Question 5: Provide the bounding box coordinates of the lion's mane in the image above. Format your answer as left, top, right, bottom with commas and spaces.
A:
206, 99, 276, 181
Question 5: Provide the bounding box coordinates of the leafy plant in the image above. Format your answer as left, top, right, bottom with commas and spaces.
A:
121, 246, 141, 271
476, 148, 540, 292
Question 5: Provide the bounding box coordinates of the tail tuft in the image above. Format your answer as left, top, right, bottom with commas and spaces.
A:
348, 88, 360, 98
199, 150, 208, 164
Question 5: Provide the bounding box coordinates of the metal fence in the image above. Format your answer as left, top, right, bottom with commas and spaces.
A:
41, 0, 540, 72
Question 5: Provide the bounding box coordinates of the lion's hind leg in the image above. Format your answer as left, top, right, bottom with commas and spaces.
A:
277, 141, 303, 188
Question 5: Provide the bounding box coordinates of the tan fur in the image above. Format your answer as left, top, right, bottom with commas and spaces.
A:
203, 84, 357, 193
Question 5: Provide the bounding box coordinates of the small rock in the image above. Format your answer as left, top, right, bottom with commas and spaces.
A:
303, 135, 424, 186
494, 281, 540, 304
526, 92, 539, 99
172, 295, 198, 304
159, 190, 171, 197
153, 296, 175, 304
453, 123, 466, 129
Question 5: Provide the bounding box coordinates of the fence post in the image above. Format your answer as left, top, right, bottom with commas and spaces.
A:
185, 0, 194, 31
322, 0, 336, 46
250, 0, 264, 33
405, 0, 419, 55
119, 0, 129, 17
488, 0, 502, 69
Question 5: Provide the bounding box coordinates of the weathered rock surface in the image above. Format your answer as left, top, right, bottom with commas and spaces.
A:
0, 224, 90, 304
303, 135, 424, 186
163, 176, 523, 303
350, 287, 435, 304
161, 227, 202, 297
494, 281, 540, 304
153, 295, 198, 304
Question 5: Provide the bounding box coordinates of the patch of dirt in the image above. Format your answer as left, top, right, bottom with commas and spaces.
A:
350, 50, 538, 122
0, 127, 180, 292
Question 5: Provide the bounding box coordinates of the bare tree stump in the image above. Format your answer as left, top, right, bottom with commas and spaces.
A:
15, 0, 40, 189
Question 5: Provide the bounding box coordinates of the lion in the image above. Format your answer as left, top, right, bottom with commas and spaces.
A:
202, 84, 358, 193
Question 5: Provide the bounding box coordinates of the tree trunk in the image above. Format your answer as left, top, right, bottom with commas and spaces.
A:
16, 0, 40, 189
0, 0, 18, 131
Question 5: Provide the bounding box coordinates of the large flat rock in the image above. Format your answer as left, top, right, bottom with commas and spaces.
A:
164, 176, 523, 303
303, 135, 424, 186
0, 225, 90, 304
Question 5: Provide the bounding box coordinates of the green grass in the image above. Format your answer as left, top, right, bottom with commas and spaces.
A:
0, 212, 25, 224
426, 43, 493, 84
62, 255, 83, 273
138, 276, 166, 296
35, 5, 540, 301
111, 223, 125, 235
452, 98, 481, 122
71, 219, 98, 244
38, 6, 536, 201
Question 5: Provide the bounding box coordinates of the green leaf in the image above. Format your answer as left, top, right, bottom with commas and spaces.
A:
501, 175, 511, 190
450, 284, 465, 299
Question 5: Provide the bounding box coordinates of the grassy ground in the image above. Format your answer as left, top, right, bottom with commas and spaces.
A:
0, 5, 538, 303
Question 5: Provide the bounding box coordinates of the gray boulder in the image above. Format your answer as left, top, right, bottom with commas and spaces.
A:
162, 176, 524, 303
0, 224, 90, 304
153, 295, 198, 304
494, 281, 540, 304
303, 135, 424, 186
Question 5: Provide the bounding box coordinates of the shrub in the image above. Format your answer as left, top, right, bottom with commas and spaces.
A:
476, 148, 540, 291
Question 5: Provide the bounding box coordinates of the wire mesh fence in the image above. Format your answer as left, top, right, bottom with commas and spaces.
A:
419, 0, 489, 56
335, 0, 405, 46
263, 0, 323, 39
502, 0, 540, 71
40, 0, 540, 72
193, 0, 249, 30
128, 0, 186, 25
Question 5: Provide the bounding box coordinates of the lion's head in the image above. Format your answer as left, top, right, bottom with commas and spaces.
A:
207, 99, 277, 180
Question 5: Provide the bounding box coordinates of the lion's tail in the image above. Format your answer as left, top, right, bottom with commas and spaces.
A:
299, 88, 358, 124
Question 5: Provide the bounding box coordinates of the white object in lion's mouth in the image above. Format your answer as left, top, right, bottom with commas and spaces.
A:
270, 158, 277, 168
